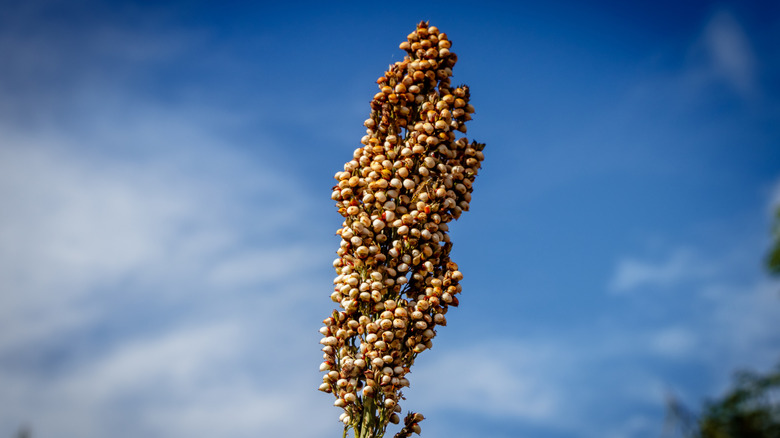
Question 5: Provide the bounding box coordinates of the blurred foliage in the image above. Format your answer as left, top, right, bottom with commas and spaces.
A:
768, 206, 780, 276
665, 365, 780, 438
15, 426, 31, 438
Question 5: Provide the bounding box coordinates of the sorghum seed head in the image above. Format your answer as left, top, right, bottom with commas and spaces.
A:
323, 20, 485, 433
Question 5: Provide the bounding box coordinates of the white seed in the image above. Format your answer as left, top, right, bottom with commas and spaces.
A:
334, 398, 346, 407
403, 179, 415, 190
344, 392, 357, 403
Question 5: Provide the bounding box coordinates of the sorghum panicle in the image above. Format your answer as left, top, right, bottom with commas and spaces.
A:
320, 21, 485, 438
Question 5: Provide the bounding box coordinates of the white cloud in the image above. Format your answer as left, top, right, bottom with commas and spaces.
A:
0, 321, 333, 438
0, 115, 335, 437
408, 342, 560, 421
0, 8, 344, 437
648, 326, 697, 359
609, 249, 712, 294
0, 111, 310, 342
701, 278, 780, 369
701, 9, 757, 97
0, 66, 332, 438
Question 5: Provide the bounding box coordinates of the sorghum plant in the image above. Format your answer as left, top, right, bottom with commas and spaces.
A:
320, 21, 485, 438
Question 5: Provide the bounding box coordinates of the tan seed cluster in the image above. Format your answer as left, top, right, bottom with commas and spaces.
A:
320, 21, 485, 438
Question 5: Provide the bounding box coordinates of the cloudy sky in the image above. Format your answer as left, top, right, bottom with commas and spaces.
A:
1, 1, 779, 437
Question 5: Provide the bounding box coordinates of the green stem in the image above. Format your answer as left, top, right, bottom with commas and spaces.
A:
359, 396, 377, 438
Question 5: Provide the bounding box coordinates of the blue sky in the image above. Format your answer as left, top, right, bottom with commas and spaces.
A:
1, 1, 779, 437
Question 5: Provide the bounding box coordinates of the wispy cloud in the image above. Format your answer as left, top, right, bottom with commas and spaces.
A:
409, 342, 561, 421
0, 14, 335, 436
0, 105, 336, 437
700, 9, 757, 98
608, 249, 713, 294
